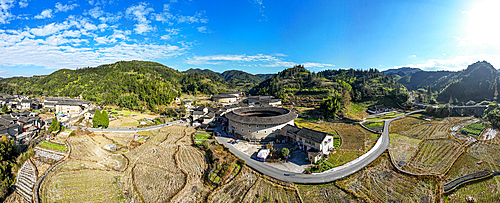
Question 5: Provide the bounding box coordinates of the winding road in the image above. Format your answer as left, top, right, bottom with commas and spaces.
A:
215, 109, 424, 184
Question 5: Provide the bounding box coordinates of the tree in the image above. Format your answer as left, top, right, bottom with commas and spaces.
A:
93, 109, 101, 128
281, 148, 290, 158
48, 117, 60, 132
321, 94, 343, 119
1, 105, 6, 113
101, 110, 109, 128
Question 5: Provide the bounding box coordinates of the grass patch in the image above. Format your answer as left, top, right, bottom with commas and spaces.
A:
327, 150, 360, 166
38, 141, 67, 153
333, 136, 341, 149
194, 131, 211, 145
304, 158, 335, 173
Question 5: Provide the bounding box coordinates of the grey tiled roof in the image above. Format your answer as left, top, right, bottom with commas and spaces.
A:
296, 128, 329, 144
225, 107, 296, 125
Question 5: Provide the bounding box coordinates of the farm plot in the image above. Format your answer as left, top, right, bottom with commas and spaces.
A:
170, 174, 211, 203
446, 178, 500, 202
327, 150, 361, 167
133, 163, 186, 203
480, 128, 499, 141
398, 123, 434, 139
450, 132, 477, 145
38, 141, 67, 153
68, 135, 127, 170
125, 142, 180, 173
363, 122, 383, 132
89, 133, 115, 147
402, 139, 464, 175
40, 169, 126, 203
68, 135, 109, 162
388, 133, 422, 168
337, 154, 438, 203
389, 116, 426, 133
297, 182, 357, 203
241, 178, 300, 203
446, 153, 494, 183
176, 146, 207, 175
460, 122, 488, 137
208, 167, 258, 203
467, 142, 500, 166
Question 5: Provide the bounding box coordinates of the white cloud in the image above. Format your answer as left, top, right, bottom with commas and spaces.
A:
19, 0, 28, 8
98, 12, 122, 23
87, 6, 104, 18
161, 28, 180, 40
410, 55, 416, 58
175, 11, 208, 24
34, 9, 53, 19
30, 22, 71, 36
0, 0, 16, 24
126, 2, 155, 34
55, 2, 78, 12
197, 26, 209, 33
186, 54, 335, 68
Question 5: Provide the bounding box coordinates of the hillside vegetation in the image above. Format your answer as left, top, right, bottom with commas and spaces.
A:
250, 65, 409, 119
384, 61, 500, 104
184, 68, 269, 89
0, 61, 225, 111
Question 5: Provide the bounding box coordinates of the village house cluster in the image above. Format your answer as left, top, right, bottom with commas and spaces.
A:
0, 94, 92, 143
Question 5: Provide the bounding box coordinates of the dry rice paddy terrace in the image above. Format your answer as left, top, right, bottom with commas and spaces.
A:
208, 167, 301, 203
402, 139, 464, 175
39, 125, 210, 203
337, 153, 438, 203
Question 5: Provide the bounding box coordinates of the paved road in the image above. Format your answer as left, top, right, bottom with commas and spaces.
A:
66, 120, 182, 132
215, 109, 425, 184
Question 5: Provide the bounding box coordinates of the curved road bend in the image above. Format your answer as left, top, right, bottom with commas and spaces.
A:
215, 109, 425, 184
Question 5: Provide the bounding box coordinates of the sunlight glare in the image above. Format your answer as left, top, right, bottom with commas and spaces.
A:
463, 0, 500, 47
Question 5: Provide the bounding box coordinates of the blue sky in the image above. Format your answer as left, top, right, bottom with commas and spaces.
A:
0, 0, 499, 77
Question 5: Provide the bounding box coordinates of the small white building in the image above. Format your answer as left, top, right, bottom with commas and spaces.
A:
281, 125, 335, 164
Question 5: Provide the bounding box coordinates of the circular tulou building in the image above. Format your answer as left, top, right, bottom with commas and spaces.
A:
225, 107, 297, 141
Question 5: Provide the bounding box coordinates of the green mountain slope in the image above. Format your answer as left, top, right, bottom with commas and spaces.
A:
183, 68, 266, 89
250, 65, 409, 106
385, 61, 500, 103
0, 61, 225, 111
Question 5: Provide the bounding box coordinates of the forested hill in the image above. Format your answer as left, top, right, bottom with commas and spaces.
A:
249, 65, 409, 107
384, 61, 500, 104
0, 61, 225, 111
183, 68, 268, 89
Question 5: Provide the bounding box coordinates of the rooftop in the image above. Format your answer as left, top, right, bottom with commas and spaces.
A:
225, 107, 297, 125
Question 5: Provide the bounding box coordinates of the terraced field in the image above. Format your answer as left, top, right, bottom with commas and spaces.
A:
388, 133, 422, 168
208, 167, 259, 203
403, 139, 464, 175
241, 178, 301, 203
337, 154, 438, 203
297, 182, 357, 203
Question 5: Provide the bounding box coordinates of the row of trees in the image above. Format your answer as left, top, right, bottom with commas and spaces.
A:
93, 110, 109, 128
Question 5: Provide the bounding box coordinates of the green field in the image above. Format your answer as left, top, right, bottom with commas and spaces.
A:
460, 122, 488, 137
194, 132, 211, 145
39, 141, 67, 153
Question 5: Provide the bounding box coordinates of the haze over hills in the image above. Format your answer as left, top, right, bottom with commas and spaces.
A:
383, 61, 500, 103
